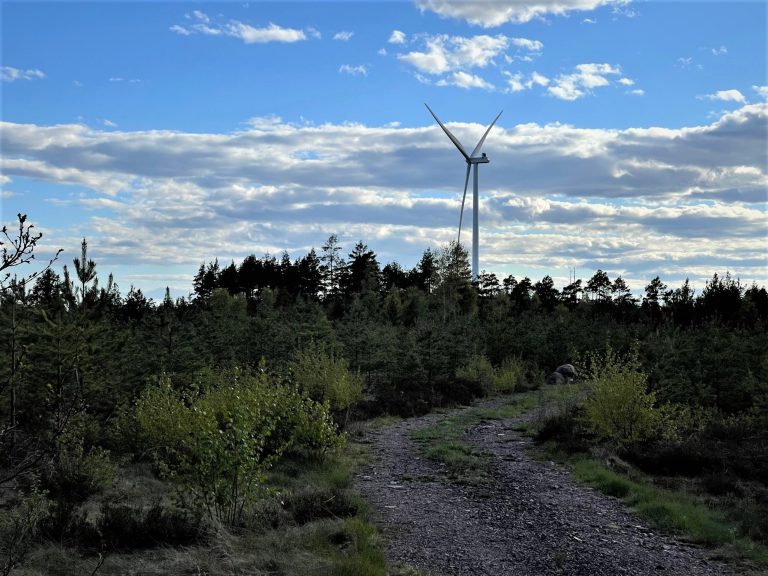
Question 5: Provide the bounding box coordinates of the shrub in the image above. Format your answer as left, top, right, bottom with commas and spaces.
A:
135, 368, 342, 525
41, 413, 114, 503
493, 357, 522, 393
1, 487, 50, 576
291, 343, 363, 422
455, 355, 494, 396
583, 349, 658, 446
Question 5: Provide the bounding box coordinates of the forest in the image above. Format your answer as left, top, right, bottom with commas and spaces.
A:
1, 212, 767, 574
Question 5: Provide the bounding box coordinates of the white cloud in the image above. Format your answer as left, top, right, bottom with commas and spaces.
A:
754, 85, 768, 100
225, 21, 306, 43
415, 0, 624, 27
398, 34, 512, 75
509, 37, 543, 52
698, 89, 746, 104
188, 10, 210, 23
547, 63, 622, 100
103, 119, 118, 128
170, 24, 191, 36
378, 48, 388, 56
334, 30, 354, 41
109, 77, 141, 83
389, 30, 406, 44
171, 13, 308, 44
3, 103, 765, 291
582, 17, 597, 24
437, 71, 495, 90
2, 66, 45, 82
339, 64, 368, 76
618, 77, 634, 86
504, 71, 549, 92
628, 88, 644, 96
711, 45, 727, 56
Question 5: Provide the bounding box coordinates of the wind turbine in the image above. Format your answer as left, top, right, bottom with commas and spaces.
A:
425, 103, 502, 283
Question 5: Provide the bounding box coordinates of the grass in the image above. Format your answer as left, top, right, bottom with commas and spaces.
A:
563, 454, 768, 571
410, 386, 579, 484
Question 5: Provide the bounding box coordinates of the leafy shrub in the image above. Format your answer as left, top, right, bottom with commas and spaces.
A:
1, 487, 50, 576
291, 343, 363, 421
492, 357, 522, 393
41, 413, 114, 503
516, 360, 545, 391
455, 355, 494, 396
135, 368, 342, 525
583, 349, 659, 446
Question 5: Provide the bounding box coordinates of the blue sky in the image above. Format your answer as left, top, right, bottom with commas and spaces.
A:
1, 0, 766, 299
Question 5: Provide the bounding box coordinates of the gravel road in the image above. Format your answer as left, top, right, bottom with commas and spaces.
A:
355, 398, 734, 576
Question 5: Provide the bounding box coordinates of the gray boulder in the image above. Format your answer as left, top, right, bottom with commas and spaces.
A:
545, 372, 566, 386
555, 363, 577, 380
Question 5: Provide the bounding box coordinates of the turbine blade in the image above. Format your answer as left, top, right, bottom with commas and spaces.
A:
458, 164, 471, 245
470, 109, 503, 159
425, 103, 470, 161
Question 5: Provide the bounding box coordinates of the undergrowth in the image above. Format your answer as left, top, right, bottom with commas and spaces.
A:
12, 441, 389, 576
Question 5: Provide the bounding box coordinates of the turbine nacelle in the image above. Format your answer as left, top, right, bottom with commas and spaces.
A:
469, 153, 489, 165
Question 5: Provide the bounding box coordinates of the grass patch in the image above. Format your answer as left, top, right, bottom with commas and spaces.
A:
411, 387, 579, 484
541, 444, 768, 572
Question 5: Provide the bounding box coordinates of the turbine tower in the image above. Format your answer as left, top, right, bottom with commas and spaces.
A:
425, 103, 502, 283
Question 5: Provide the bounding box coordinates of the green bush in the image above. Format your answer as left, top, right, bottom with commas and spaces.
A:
1, 487, 50, 576
455, 354, 494, 396
583, 350, 659, 446
42, 413, 114, 503
291, 344, 363, 419
135, 368, 342, 525
493, 357, 522, 393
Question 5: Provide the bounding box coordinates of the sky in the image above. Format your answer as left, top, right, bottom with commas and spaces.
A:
1, 0, 767, 300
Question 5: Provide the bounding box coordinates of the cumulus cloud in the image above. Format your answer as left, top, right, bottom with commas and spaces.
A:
171, 11, 308, 44
398, 34, 510, 75
389, 30, 406, 44
505, 71, 549, 92
415, 0, 625, 27
754, 85, 768, 100
2, 66, 45, 82
509, 37, 543, 52
395, 33, 541, 89
437, 71, 495, 90
698, 89, 746, 103
333, 30, 354, 41
548, 63, 623, 100
339, 64, 368, 76
1, 103, 765, 290
711, 45, 727, 56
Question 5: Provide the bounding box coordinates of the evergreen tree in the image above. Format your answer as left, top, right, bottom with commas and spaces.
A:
534, 275, 559, 310
586, 269, 611, 301
320, 234, 344, 299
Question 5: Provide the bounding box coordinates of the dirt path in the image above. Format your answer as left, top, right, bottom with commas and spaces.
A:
355, 398, 733, 576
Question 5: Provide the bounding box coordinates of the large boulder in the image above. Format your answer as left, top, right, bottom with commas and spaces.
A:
545, 371, 566, 386
555, 363, 577, 380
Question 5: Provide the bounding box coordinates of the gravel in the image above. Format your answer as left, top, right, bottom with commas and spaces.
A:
355, 398, 734, 576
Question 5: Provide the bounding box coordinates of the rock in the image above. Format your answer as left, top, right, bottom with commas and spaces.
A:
556, 363, 578, 380
546, 371, 566, 386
